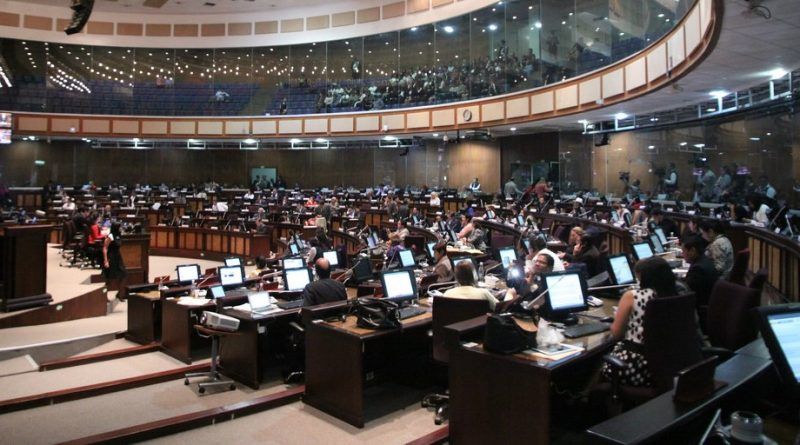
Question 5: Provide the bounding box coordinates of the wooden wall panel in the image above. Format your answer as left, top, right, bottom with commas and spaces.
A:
579, 78, 601, 105
531, 92, 554, 114
625, 59, 647, 91
281, 19, 304, 33
505, 97, 529, 119
647, 43, 667, 82
255, 21, 278, 34
446, 141, 500, 193
51, 118, 80, 133
602, 69, 625, 98
332, 12, 355, 27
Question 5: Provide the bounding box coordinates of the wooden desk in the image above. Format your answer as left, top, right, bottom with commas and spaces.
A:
303, 301, 433, 427
161, 298, 215, 363
586, 349, 772, 444
447, 306, 615, 445
149, 226, 270, 261
125, 289, 161, 344
218, 306, 303, 389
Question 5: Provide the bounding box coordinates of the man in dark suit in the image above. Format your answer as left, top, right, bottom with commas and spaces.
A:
301, 258, 347, 307
681, 234, 719, 308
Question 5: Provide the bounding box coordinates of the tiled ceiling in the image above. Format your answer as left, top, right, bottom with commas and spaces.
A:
17, 0, 340, 15
511, 0, 800, 133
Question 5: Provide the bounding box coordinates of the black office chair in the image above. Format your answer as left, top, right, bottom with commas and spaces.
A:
703, 280, 761, 361
598, 293, 703, 415
422, 296, 491, 424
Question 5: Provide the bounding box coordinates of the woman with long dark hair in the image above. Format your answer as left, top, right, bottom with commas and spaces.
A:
601, 256, 678, 387
102, 222, 127, 302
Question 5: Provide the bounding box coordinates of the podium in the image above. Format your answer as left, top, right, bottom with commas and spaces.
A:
0, 224, 53, 312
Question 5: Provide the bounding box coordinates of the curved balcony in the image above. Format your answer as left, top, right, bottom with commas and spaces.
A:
2, 0, 692, 115
7, 0, 719, 139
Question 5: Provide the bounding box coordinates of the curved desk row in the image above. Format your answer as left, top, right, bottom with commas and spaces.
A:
149, 226, 270, 261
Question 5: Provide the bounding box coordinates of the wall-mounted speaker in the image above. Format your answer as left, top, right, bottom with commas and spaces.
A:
64, 0, 94, 35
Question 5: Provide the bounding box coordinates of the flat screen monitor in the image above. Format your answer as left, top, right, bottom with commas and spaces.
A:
209, 285, 226, 299
322, 250, 339, 267
438, 220, 448, 232
756, 304, 800, 393
353, 258, 373, 282
224, 257, 242, 267
0, 129, 10, 144
448, 228, 459, 243
0, 112, 11, 128
523, 239, 532, 253
367, 234, 377, 249
632, 242, 654, 261
498, 246, 517, 270
517, 214, 526, 226
485, 209, 496, 219
283, 267, 312, 291
649, 234, 665, 254
451, 256, 479, 282
425, 241, 437, 259
380, 269, 418, 303
607, 254, 635, 285
655, 227, 668, 246
413, 214, 423, 226
219, 265, 244, 287
289, 243, 300, 255
176, 264, 201, 283
283, 257, 305, 270
542, 271, 589, 321
398, 249, 416, 268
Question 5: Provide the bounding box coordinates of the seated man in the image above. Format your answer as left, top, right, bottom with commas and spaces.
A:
444, 262, 499, 311
301, 258, 347, 307
432, 241, 454, 283
680, 234, 719, 309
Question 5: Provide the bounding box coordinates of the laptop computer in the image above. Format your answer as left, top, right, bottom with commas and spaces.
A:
247, 292, 275, 314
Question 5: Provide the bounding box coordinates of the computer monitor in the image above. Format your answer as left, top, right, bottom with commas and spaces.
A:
380, 269, 418, 304
322, 250, 339, 267
485, 209, 496, 220
654, 227, 668, 246
398, 249, 416, 268
209, 285, 226, 299
283, 267, 312, 291
288, 243, 300, 255
425, 241, 437, 259
631, 242, 654, 261
517, 214, 526, 226
523, 239, 532, 253
367, 234, 377, 249
649, 234, 665, 254
607, 254, 636, 285
451, 256, 479, 282
413, 214, 423, 226
218, 265, 244, 288
352, 258, 374, 283
756, 304, 800, 394
176, 264, 201, 284
448, 228, 459, 243
542, 271, 589, 323
224, 257, 242, 267
283, 257, 305, 270
497, 246, 517, 270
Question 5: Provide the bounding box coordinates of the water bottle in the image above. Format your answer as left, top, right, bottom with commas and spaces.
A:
478, 262, 485, 282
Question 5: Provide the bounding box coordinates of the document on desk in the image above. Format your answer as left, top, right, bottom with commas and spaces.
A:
524, 343, 584, 361
176, 297, 211, 306
232, 302, 281, 315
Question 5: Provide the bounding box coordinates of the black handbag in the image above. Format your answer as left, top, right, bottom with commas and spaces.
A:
483, 313, 536, 354
355, 297, 402, 329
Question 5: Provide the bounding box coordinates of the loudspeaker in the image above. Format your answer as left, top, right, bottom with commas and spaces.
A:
64, 0, 94, 35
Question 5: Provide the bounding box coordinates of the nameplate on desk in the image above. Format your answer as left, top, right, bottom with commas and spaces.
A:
158, 223, 166, 226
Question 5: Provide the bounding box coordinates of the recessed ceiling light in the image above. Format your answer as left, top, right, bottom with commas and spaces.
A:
443, 26, 454, 33
749, 137, 761, 141
510, 127, 517, 131
383, 135, 397, 141
679, 142, 688, 146
709, 90, 730, 99
315, 138, 328, 143
614, 112, 628, 120
243, 138, 257, 144
432, 133, 439, 137
769, 68, 788, 80
289, 138, 302, 143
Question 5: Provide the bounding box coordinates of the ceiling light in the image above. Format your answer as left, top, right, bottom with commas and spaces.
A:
614, 112, 628, 120
488, 24, 498, 31
132, 138, 140, 142
243, 138, 257, 144
432, 133, 439, 137
383, 135, 397, 141
766, 132, 772, 136
289, 138, 302, 143
648, 145, 655, 149
443, 26, 454, 33
709, 90, 730, 99
510, 127, 517, 132
706, 108, 716, 112
315, 138, 328, 143
693, 143, 705, 148
534, 21, 542, 29
679, 142, 688, 146
749, 137, 761, 141
769, 68, 788, 80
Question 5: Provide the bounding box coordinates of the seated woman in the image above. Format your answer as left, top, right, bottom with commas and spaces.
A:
443, 261, 499, 311
698, 219, 733, 278
601, 256, 678, 387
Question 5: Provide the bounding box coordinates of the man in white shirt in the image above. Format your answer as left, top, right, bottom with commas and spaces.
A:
526, 235, 565, 273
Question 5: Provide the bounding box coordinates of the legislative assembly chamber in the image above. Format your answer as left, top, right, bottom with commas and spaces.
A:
0, 0, 798, 443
